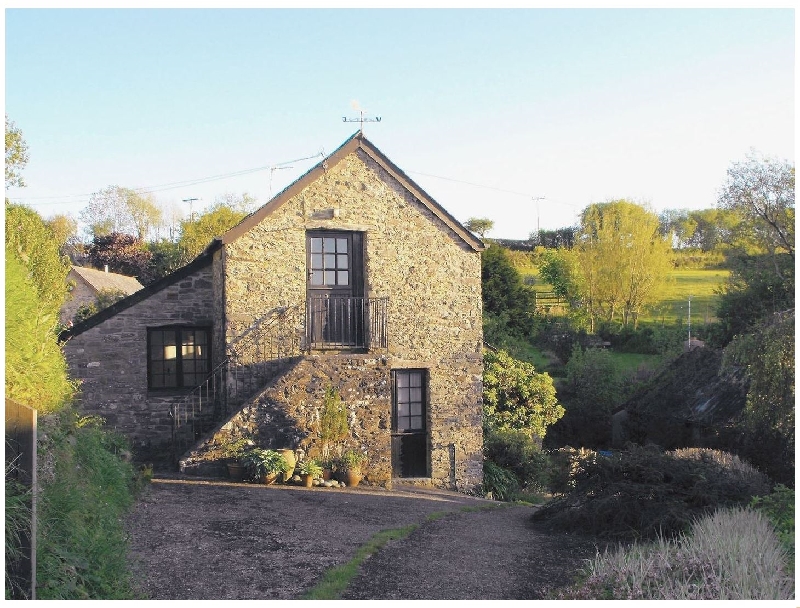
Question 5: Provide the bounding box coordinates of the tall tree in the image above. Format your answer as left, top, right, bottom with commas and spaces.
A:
717, 151, 795, 261
80, 186, 163, 240
5, 204, 75, 412
5, 115, 29, 188
465, 217, 494, 239
575, 200, 672, 329
87, 232, 154, 284
178, 199, 249, 260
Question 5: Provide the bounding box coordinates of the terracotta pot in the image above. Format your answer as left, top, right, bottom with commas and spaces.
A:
263, 472, 280, 485
343, 470, 362, 487
278, 449, 296, 481
227, 462, 244, 482
301, 474, 314, 488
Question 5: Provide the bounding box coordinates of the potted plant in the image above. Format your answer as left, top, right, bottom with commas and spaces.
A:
298, 459, 323, 488
218, 437, 253, 481
277, 448, 297, 482
337, 449, 367, 487
314, 388, 349, 462
240, 448, 288, 485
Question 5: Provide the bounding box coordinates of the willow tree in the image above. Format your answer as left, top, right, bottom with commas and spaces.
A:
575, 200, 672, 329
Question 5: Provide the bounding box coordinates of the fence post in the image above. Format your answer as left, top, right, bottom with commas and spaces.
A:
5, 399, 37, 600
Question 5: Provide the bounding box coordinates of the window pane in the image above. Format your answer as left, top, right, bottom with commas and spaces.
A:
151, 332, 163, 347
409, 372, 423, 387
324, 254, 336, 268
164, 360, 177, 379
195, 332, 207, 345
323, 237, 336, 252
410, 402, 422, 416
182, 344, 195, 357
151, 341, 163, 359
151, 361, 163, 376
398, 402, 409, 416
336, 254, 348, 269
399, 387, 410, 403
338, 271, 349, 285
410, 387, 422, 403
324, 270, 336, 285
410, 416, 423, 430
164, 345, 177, 360
396, 373, 409, 388
311, 238, 322, 253
311, 270, 324, 285
311, 254, 323, 269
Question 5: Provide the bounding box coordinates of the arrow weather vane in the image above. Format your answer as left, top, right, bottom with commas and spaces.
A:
343, 102, 381, 134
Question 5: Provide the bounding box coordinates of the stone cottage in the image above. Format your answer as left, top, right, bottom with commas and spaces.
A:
60, 265, 144, 326
60, 131, 485, 491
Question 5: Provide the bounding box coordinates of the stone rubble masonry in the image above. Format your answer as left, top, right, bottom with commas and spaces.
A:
62, 146, 484, 491
62, 264, 215, 464
221, 150, 483, 491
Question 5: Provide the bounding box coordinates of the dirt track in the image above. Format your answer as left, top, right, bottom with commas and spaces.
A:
125, 476, 600, 600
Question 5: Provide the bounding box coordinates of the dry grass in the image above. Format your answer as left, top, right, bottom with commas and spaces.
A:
559, 507, 794, 600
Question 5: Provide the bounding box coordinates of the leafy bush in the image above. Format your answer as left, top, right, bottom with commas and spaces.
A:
483, 428, 552, 494
36, 412, 139, 599
558, 507, 793, 600
483, 349, 563, 440
5, 254, 76, 413
482, 460, 519, 501
533, 445, 770, 540
750, 485, 794, 567
241, 448, 288, 482
73, 287, 128, 324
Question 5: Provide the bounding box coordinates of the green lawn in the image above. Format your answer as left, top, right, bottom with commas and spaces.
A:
652, 269, 730, 326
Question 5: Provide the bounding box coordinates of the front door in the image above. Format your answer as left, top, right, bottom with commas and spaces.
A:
306, 231, 364, 348
391, 369, 429, 478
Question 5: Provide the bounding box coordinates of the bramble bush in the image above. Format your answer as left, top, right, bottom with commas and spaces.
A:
533, 445, 770, 540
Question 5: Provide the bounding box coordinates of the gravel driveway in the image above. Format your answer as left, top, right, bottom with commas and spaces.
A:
125, 476, 600, 600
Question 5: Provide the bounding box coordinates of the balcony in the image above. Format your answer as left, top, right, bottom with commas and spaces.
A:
306, 296, 388, 351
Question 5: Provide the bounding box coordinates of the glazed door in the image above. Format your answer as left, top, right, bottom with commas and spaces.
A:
306, 231, 364, 348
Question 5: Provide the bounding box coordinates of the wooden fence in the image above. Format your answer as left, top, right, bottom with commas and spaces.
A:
5, 399, 37, 600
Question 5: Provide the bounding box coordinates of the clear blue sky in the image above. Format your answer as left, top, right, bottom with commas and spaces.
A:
4, 7, 795, 239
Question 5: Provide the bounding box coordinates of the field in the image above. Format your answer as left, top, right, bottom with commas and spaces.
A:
520, 263, 730, 328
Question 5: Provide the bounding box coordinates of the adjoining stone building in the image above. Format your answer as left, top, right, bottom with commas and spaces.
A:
60, 132, 485, 491
60, 265, 144, 326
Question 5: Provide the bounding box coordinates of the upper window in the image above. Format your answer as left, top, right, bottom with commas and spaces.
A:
309, 235, 350, 287
148, 327, 210, 389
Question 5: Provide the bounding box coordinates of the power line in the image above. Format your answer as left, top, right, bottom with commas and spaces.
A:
10, 152, 325, 207
406, 170, 580, 208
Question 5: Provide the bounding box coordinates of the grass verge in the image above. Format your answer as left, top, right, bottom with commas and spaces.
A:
300, 504, 503, 600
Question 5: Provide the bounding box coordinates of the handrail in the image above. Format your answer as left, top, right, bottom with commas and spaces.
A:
170, 305, 302, 462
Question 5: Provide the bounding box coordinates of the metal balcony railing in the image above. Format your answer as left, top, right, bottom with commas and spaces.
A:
306, 295, 388, 351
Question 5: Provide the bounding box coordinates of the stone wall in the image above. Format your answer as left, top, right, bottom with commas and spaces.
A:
62, 263, 215, 465
60, 271, 96, 325
222, 150, 484, 491
181, 353, 481, 490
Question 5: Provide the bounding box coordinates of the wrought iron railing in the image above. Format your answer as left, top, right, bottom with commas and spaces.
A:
171, 296, 390, 462
306, 295, 388, 351
170, 305, 302, 461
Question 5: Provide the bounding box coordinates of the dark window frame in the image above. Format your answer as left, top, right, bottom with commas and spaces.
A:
147, 325, 211, 391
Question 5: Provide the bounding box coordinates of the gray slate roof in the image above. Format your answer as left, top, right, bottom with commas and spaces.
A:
70, 266, 144, 295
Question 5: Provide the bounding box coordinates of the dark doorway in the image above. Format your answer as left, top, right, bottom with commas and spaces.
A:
391, 369, 429, 478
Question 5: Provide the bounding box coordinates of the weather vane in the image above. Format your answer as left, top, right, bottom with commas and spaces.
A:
343, 100, 381, 134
